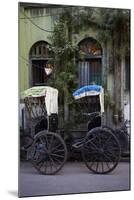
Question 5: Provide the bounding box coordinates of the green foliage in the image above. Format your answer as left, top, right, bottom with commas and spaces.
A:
97, 8, 130, 56
49, 7, 130, 74
48, 7, 130, 123
48, 10, 79, 107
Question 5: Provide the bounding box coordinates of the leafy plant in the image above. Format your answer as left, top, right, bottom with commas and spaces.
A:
48, 7, 130, 124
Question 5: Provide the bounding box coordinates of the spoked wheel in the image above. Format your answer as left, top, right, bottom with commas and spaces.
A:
82, 127, 121, 174
31, 131, 67, 175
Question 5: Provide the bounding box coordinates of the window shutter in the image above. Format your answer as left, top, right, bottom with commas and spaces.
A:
79, 61, 90, 87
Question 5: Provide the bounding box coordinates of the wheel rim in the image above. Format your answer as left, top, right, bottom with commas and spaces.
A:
82, 128, 121, 174
31, 132, 67, 175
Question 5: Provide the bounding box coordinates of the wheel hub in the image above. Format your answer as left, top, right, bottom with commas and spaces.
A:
47, 149, 51, 155
99, 148, 104, 154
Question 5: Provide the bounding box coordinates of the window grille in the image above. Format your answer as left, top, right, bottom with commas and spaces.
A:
78, 38, 102, 87
29, 41, 53, 86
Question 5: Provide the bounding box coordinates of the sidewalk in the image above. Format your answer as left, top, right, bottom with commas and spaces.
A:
19, 161, 130, 197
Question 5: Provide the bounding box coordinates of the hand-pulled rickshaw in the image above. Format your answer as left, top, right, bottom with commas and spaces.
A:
20, 85, 129, 175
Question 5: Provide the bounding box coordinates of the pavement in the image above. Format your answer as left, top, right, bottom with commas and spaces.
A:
19, 161, 130, 197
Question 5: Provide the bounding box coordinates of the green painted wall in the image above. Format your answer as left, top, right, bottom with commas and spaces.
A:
19, 7, 54, 92
19, 6, 110, 93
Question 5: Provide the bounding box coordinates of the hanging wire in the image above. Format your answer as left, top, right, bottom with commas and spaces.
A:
21, 11, 55, 33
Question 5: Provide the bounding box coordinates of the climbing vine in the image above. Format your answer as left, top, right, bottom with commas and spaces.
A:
48, 7, 130, 124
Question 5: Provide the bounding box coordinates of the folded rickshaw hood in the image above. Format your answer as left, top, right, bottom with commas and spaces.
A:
21, 86, 58, 116
73, 85, 104, 113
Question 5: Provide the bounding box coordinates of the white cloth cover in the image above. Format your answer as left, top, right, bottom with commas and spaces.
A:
45, 86, 58, 116
99, 88, 104, 113
73, 85, 104, 113
21, 86, 58, 116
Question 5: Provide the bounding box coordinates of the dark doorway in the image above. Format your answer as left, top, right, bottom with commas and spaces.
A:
32, 59, 49, 86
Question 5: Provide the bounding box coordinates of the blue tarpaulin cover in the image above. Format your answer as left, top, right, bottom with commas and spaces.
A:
73, 85, 102, 97
73, 85, 104, 113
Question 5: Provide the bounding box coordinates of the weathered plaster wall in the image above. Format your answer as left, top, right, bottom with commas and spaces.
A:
19, 7, 53, 92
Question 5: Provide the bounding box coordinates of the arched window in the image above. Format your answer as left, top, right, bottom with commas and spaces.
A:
78, 37, 102, 87
29, 41, 53, 86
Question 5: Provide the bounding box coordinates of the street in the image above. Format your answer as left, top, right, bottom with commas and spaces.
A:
19, 161, 130, 197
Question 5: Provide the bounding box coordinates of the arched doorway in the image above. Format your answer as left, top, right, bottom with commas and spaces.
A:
29, 41, 53, 86
78, 37, 102, 87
